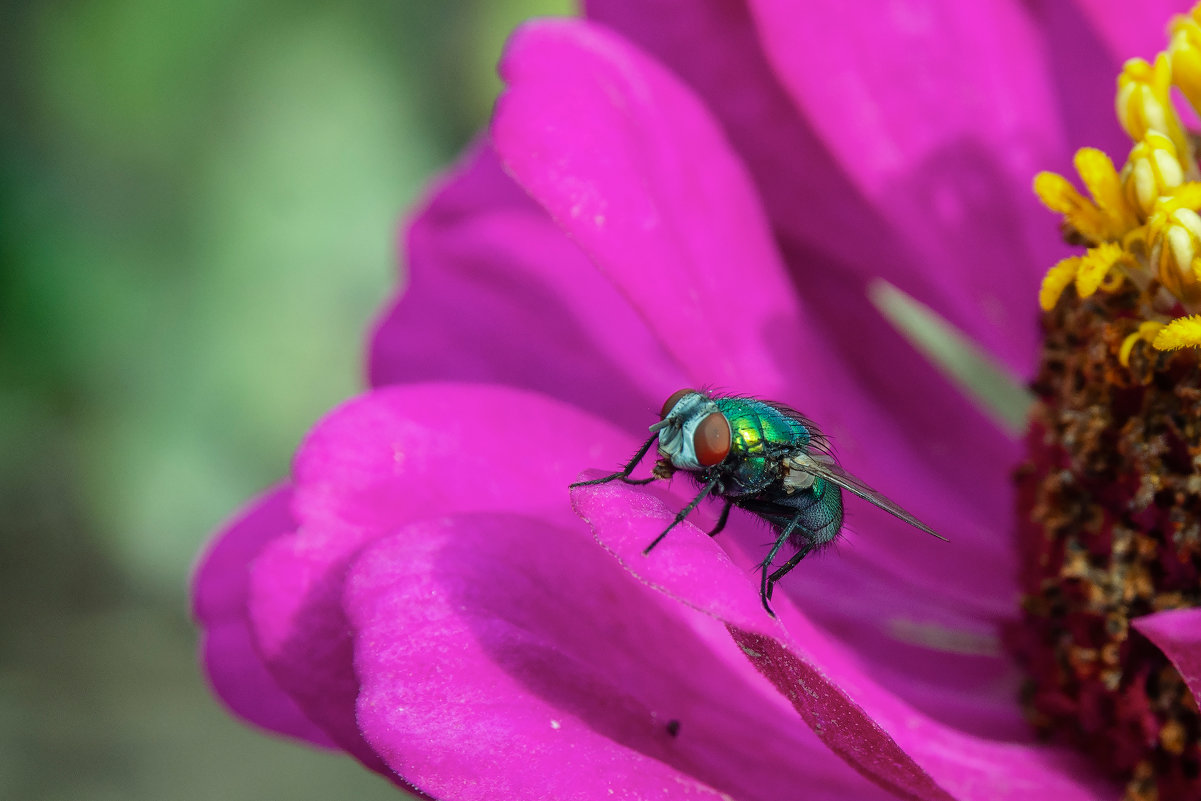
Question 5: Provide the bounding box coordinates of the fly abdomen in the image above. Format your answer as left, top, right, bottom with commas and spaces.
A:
790, 485, 843, 547
771, 480, 842, 547
736, 483, 844, 548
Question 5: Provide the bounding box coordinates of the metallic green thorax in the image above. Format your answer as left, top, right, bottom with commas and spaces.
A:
715, 397, 814, 496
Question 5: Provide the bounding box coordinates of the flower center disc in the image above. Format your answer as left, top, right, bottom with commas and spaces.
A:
1013, 287, 1201, 801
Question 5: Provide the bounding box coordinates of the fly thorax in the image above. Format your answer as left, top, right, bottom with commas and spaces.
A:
652, 393, 721, 471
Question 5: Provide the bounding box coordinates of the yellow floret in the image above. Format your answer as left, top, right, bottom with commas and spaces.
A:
1124, 132, 1186, 216
1117, 55, 1192, 166
1034, 2, 1201, 372
1075, 243, 1126, 298
1075, 149, 1137, 231
1033, 170, 1129, 244
1040, 257, 1082, 311
1169, 11, 1201, 114
1152, 315, 1201, 351
1148, 204, 1201, 296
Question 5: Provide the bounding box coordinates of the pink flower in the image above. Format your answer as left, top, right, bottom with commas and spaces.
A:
193, 2, 1201, 799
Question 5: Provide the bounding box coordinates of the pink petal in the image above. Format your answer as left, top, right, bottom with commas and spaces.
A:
368, 140, 686, 431
493, 18, 811, 400
584, 0, 911, 289
491, 17, 1021, 634
747, 1, 1061, 197
1027, 3, 1138, 162
571, 475, 1019, 737
747, 0, 1069, 375
571, 6, 1024, 594
776, 259, 1023, 614
1070, 1, 1192, 66
346, 512, 897, 801
586, 0, 1072, 375
1132, 608, 1201, 709
573, 479, 1121, 800
191, 486, 333, 746
247, 384, 642, 775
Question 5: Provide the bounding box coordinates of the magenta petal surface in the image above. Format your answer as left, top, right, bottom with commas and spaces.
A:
493, 18, 811, 401
581, 0, 1042, 377
192, 486, 333, 746
516, 9, 1023, 586
1070, 0, 1192, 64
747, 0, 1067, 374
246, 384, 640, 773
580, 0, 1016, 365
347, 511, 897, 801
491, 16, 1021, 642
369, 141, 686, 431
573, 479, 1121, 801
1028, 2, 1164, 162
584, 0, 909, 284
1133, 608, 1201, 708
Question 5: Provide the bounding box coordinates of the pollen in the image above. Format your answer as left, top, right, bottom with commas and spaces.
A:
1016, 286, 1201, 801
1020, 7, 1201, 799
1037, 6, 1201, 359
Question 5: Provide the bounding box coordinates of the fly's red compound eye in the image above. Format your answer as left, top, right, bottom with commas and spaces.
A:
694, 412, 731, 466
660, 388, 695, 418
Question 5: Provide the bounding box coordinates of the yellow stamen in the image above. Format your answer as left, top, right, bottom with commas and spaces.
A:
1167, 180, 1201, 208
1076, 243, 1126, 298
1034, 173, 1102, 243
1116, 55, 1193, 166
1169, 12, 1201, 117
1100, 270, 1125, 292
1034, 2, 1201, 371
1119, 321, 1167, 366
1152, 314, 1201, 351
1076, 149, 1137, 231
1148, 204, 1201, 296
1040, 257, 1081, 311
1033, 165, 1134, 244
1124, 132, 1186, 216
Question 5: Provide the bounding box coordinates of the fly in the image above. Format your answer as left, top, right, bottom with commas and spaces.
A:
572, 389, 947, 616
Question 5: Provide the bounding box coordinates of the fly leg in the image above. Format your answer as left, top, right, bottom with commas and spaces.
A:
707, 501, 733, 538
643, 476, 720, 555
757, 511, 813, 617
765, 541, 815, 601
570, 433, 658, 487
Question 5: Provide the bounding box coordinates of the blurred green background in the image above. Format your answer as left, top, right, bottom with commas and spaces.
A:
0, 1, 569, 798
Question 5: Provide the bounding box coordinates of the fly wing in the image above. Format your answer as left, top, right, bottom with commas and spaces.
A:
785, 453, 948, 542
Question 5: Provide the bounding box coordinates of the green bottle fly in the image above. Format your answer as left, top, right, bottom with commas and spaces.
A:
574, 389, 946, 616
